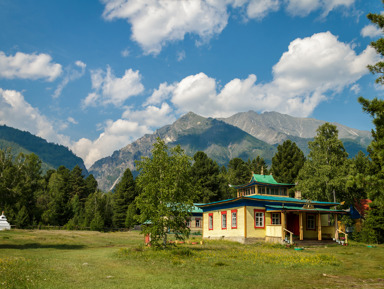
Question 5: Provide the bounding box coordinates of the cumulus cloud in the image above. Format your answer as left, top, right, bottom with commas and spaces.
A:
71, 118, 150, 168
0, 51, 62, 81
53, 60, 86, 98
147, 32, 378, 118
101, 0, 356, 54
123, 102, 176, 127
83, 66, 144, 107
361, 24, 382, 38
0, 88, 70, 145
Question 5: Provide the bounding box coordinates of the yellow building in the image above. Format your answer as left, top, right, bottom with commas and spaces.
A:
198, 174, 346, 244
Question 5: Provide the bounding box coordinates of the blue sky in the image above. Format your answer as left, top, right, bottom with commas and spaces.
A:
0, 0, 383, 168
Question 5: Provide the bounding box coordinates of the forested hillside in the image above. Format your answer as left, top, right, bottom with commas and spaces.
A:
0, 125, 87, 173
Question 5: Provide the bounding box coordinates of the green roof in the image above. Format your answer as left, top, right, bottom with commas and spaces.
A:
265, 205, 345, 213
230, 174, 294, 189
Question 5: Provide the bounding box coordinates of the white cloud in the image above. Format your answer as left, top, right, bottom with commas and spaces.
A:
123, 102, 176, 128
285, 0, 354, 17
0, 51, 62, 81
102, 0, 229, 55
53, 60, 86, 98
177, 50, 186, 62
350, 84, 360, 94
101, 0, 356, 54
121, 48, 130, 57
83, 66, 144, 107
247, 0, 279, 19
361, 24, 382, 38
71, 118, 150, 168
0, 88, 70, 146
149, 32, 378, 118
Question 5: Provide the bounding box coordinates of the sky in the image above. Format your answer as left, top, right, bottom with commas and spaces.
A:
0, 0, 383, 169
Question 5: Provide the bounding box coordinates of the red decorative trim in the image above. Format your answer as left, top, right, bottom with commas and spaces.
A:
306, 214, 316, 231
231, 209, 238, 229
254, 209, 265, 229
208, 213, 213, 230
221, 211, 227, 230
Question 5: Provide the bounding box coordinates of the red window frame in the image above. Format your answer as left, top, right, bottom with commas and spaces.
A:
254, 209, 265, 229
195, 218, 201, 228
221, 211, 227, 230
208, 213, 213, 230
231, 209, 237, 229
306, 214, 316, 231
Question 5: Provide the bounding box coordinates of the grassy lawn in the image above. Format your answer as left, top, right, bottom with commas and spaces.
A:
0, 230, 383, 289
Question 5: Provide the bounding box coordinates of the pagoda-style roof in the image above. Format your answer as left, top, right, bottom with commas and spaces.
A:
230, 174, 294, 189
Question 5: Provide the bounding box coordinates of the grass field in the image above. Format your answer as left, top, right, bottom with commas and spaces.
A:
0, 230, 383, 289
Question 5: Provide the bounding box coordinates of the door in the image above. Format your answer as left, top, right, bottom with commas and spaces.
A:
286, 213, 300, 236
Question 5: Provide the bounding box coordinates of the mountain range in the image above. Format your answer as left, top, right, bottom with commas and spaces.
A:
89, 111, 372, 192
0, 125, 88, 174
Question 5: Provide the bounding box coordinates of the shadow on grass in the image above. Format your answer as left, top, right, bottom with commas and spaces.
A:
0, 243, 85, 250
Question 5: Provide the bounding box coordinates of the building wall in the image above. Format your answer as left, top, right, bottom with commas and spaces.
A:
189, 216, 203, 234
203, 206, 245, 239
245, 206, 266, 239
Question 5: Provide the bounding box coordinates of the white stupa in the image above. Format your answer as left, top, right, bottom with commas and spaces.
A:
0, 211, 11, 230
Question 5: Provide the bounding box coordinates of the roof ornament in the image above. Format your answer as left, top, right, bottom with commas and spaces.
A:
303, 200, 314, 209
261, 167, 264, 175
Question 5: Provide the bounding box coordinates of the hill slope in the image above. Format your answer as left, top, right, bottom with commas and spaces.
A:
0, 125, 88, 174
90, 112, 276, 191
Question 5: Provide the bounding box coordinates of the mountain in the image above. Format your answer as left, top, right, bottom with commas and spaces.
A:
221, 111, 371, 155
0, 125, 88, 174
220, 111, 372, 146
90, 112, 276, 192
89, 111, 372, 192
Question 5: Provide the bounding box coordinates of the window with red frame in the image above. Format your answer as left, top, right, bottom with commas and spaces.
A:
221, 211, 227, 229
254, 210, 265, 228
231, 209, 237, 229
208, 213, 213, 230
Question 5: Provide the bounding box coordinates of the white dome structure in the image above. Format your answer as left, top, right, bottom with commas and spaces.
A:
0, 211, 11, 230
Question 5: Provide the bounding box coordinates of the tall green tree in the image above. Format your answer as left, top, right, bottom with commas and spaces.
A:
356, 2, 384, 243
271, 140, 305, 184
296, 123, 348, 202
135, 138, 195, 247
191, 151, 223, 203
247, 156, 268, 175
112, 168, 137, 228
227, 158, 251, 185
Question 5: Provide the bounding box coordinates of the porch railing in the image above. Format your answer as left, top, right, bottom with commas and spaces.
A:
283, 228, 294, 245
336, 229, 348, 245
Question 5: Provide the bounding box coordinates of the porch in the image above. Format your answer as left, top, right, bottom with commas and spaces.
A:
265, 206, 346, 244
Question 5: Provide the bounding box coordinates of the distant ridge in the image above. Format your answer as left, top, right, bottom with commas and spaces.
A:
89, 111, 371, 192
0, 125, 88, 174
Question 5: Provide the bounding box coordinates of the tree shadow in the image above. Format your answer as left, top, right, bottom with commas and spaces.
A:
0, 243, 85, 250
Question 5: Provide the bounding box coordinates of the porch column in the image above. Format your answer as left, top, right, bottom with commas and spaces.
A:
334, 214, 339, 240
317, 213, 322, 241
299, 212, 303, 241
281, 211, 286, 241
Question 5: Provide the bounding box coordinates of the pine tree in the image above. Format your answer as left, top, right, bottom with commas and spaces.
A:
271, 140, 305, 184
112, 168, 137, 228
296, 123, 348, 202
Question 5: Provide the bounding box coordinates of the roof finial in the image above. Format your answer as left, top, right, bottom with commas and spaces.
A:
261, 167, 264, 175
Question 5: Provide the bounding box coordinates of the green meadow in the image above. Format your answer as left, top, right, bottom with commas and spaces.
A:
0, 230, 383, 289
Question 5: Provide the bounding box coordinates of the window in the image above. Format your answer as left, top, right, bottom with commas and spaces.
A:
307, 214, 316, 230
221, 211, 227, 229
208, 213, 213, 230
254, 210, 265, 228
195, 218, 201, 228
271, 213, 281, 225
231, 210, 237, 229
186, 219, 191, 228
